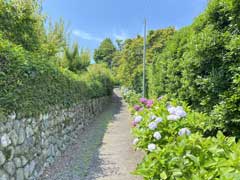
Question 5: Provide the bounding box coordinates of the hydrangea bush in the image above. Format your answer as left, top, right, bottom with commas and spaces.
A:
123, 92, 240, 179
132, 96, 207, 148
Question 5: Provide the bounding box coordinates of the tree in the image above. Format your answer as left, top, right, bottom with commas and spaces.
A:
115, 37, 144, 93
94, 38, 116, 67
0, 0, 45, 51
114, 28, 175, 94
78, 48, 91, 71
116, 39, 124, 50
64, 43, 90, 72
41, 18, 69, 57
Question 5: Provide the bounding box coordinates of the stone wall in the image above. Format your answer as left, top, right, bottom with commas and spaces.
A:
0, 96, 110, 180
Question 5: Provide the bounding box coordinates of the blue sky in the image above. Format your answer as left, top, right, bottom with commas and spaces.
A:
42, 0, 208, 54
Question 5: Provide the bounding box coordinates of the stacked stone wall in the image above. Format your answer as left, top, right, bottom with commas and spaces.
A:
0, 96, 110, 180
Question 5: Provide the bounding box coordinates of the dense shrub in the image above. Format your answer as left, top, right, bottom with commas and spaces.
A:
124, 93, 240, 179
147, 0, 240, 135
135, 132, 240, 180
116, 0, 239, 135
0, 35, 113, 118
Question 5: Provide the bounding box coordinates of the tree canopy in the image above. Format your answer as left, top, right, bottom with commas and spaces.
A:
94, 38, 116, 67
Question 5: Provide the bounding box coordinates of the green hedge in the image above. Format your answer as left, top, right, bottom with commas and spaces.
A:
0, 35, 113, 118
148, 0, 240, 135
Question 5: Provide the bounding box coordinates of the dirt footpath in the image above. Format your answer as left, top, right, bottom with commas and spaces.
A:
40, 89, 143, 180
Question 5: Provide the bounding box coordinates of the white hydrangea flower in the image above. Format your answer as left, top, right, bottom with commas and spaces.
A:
153, 132, 161, 140
167, 105, 187, 118
178, 128, 191, 136
148, 143, 156, 152
134, 116, 143, 123
167, 114, 181, 121
155, 117, 163, 124
148, 122, 158, 130
133, 138, 139, 145
175, 106, 187, 117
167, 105, 176, 114
150, 115, 157, 120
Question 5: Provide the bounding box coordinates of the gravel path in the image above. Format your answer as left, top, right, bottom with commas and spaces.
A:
40, 89, 143, 180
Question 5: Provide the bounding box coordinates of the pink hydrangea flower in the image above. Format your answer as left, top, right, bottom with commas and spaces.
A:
146, 99, 154, 108
132, 120, 137, 127
140, 97, 148, 104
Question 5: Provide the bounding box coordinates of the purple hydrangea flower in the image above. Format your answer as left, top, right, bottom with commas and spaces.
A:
155, 117, 163, 124
175, 106, 187, 117
148, 122, 158, 130
133, 105, 141, 111
167, 114, 181, 121
178, 128, 191, 136
134, 116, 143, 123
167, 105, 187, 118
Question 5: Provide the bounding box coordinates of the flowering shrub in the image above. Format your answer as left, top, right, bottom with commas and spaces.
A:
128, 95, 240, 179
136, 132, 240, 179
131, 96, 207, 150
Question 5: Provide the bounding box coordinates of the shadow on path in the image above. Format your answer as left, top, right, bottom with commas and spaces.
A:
40, 89, 142, 180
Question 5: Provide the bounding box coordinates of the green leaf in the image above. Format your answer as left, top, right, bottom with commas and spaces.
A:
160, 171, 167, 179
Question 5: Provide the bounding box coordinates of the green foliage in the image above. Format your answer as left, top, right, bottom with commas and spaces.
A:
42, 18, 68, 57
64, 43, 91, 73
0, 0, 45, 51
132, 97, 207, 149
81, 63, 114, 97
127, 95, 240, 179
0, 36, 113, 118
114, 28, 175, 94
145, 0, 240, 135
115, 0, 239, 135
121, 87, 141, 109
94, 38, 116, 67
136, 132, 240, 180
116, 36, 144, 93
0, 0, 69, 61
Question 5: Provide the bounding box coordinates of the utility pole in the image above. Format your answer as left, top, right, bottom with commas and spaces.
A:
142, 19, 147, 98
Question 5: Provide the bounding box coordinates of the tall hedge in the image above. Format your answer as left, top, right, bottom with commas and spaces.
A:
148, 0, 240, 135
0, 35, 113, 118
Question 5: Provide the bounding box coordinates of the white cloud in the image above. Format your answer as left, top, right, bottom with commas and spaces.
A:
72, 29, 102, 42
113, 31, 128, 40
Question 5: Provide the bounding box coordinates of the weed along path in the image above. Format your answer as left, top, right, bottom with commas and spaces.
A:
40, 89, 143, 180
